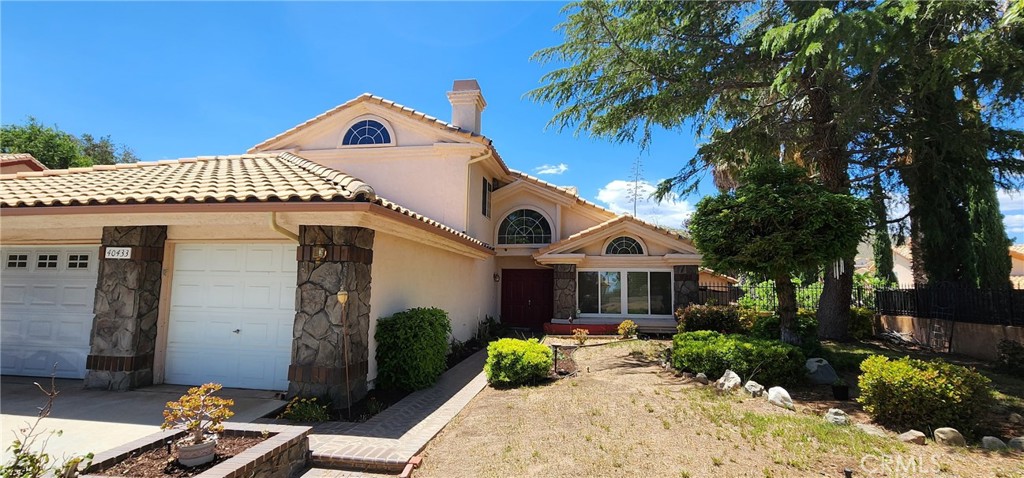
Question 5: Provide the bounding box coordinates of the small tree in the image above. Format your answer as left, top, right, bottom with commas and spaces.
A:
688, 161, 870, 344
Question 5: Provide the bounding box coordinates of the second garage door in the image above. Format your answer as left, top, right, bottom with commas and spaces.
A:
165, 243, 296, 390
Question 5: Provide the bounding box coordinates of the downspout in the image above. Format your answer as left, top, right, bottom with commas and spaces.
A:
270, 212, 299, 242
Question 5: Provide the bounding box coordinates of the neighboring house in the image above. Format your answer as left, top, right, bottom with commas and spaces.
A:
0, 80, 705, 404
0, 153, 47, 174
858, 242, 1023, 287
1011, 245, 1024, 288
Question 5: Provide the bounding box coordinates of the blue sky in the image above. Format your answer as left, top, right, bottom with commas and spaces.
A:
2, 2, 1021, 239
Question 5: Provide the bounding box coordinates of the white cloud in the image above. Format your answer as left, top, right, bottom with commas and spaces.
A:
999, 189, 1024, 242
596, 179, 694, 229
534, 163, 568, 175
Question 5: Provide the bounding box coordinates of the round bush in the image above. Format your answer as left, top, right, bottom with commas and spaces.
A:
484, 338, 553, 387
848, 307, 875, 339
857, 355, 993, 434
375, 307, 451, 392
671, 331, 805, 386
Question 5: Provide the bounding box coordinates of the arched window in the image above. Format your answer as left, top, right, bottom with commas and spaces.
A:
498, 209, 552, 245
605, 236, 643, 255
342, 120, 391, 145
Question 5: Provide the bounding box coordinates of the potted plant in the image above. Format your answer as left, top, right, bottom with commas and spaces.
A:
161, 383, 235, 467
831, 378, 850, 401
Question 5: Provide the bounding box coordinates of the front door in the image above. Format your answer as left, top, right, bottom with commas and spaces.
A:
501, 269, 554, 330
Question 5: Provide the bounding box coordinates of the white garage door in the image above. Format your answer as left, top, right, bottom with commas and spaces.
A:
1, 246, 99, 379
165, 243, 296, 390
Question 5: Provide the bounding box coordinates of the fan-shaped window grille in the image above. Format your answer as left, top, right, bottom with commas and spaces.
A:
605, 236, 643, 255
342, 120, 391, 145
498, 209, 552, 245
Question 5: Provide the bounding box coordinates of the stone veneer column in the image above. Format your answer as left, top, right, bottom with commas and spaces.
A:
552, 264, 577, 320
85, 226, 167, 390
673, 265, 700, 311
289, 225, 374, 408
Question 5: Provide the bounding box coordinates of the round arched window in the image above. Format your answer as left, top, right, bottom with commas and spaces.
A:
498, 209, 552, 245
342, 120, 392, 145
605, 236, 644, 255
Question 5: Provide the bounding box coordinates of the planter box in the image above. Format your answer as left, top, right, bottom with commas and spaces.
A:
81, 423, 311, 478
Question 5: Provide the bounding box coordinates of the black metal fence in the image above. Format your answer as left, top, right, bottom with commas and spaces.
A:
696, 282, 1023, 326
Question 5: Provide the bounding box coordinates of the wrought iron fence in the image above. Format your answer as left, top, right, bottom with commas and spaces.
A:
696, 282, 1023, 326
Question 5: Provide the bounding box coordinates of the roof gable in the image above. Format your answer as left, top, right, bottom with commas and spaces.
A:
536, 215, 698, 257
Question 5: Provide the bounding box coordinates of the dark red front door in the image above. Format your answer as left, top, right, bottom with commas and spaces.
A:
501, 269, 554, 330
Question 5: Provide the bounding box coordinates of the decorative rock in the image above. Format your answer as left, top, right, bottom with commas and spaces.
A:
856, 423, 887, 437
982, 436, 1007, 451
1010, 412, 1024, 425
824, 408, 849, 426
767, 386, 795, 411
694, 373, 709, 385
898, 430, 926, 445
716, 370, 742, 392
681, 372, 695, 379
934, 428, 966, 447
1008, 437, 1024, 451
743, 380, 765, 398
805, 358, 840, 385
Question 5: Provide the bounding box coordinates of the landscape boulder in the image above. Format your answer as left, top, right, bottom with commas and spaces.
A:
982, 436, 1007, 451
805, 358, 839, 385
694, 373, 709, 385
824, 408, 849, 426
1008, 437, 1024, 451
1010, 412, 1023, 425
933, 428, 966, 447
743, 380, 765, 398
767, 386, 795, 411
898, 430, 926, 445
716, 370, 742, 392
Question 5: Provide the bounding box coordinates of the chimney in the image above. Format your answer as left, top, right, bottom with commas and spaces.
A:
447, 79, 487, 135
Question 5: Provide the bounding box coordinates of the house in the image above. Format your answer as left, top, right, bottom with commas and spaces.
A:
0, 153, 47, 174
0, 80, 706, 405
858, 241, 1024, 287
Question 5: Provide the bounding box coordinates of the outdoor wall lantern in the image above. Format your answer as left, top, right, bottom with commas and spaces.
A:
313, 246, 327, 262
493, 273, 500, 283
336, 290, 349, 305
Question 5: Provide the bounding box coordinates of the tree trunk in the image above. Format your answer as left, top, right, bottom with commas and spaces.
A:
817, 257, 854, 341
775, 275, 800, 345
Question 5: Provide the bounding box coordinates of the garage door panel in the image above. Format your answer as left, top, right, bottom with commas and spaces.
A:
174, 246, 209, 271
166, 243, 294, 390
0, 246, 97, 379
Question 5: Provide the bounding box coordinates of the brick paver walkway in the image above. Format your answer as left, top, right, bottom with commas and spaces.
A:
304, 349, 487, 474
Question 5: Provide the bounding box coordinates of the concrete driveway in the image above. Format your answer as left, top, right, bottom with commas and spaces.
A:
0, 376, 286, 463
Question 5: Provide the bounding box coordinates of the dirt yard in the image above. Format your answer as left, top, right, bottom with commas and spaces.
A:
417, 340, 1023, 478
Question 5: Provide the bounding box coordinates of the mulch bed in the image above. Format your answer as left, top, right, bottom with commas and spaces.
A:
94, 435, 267, 478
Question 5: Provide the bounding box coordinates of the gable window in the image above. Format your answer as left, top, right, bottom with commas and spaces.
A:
342, 119, 391, 146
498, 209, 551, 245
605, 236, 644, 255
578, 270, 672, 316
482, 178, 492, 218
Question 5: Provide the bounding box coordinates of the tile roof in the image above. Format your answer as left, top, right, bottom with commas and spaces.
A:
507, 170, 617, 217
0, 153, 374, 207
0, 153, 47, 172
0, 153, 40, 162
1011, 244, 1024, 258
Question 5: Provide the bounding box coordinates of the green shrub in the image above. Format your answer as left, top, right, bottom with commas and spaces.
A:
857, 355, 993, 434
749, 309, 819, 346
375, 307, 451, 391
676, 304, 745, 334
617, 320, 638, 339
997, 339, 1024, 374
849, 307, 875, 340
671, 331, 806, 386
484, 338, 553, 387
278, 396, 330, 422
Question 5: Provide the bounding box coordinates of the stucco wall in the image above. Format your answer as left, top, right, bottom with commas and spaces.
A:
367, 232, 497, 385
1012, 255, 1024, 276
878, 314, 1023, 362
466, 162, 494, 241
699, 271, 733, 287
893, 253, 914, 286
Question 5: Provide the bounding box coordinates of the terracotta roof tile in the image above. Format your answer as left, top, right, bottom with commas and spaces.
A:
0, 153, 47, 172
507, 170, 616, 217
1011, 244, 1024, 257
536, 215, 692, 256
0, 153, 374, 207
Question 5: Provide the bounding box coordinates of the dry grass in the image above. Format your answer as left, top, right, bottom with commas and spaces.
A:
417, 340, 1024, 478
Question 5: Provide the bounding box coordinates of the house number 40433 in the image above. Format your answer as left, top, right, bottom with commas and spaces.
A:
104, 247, 133, 260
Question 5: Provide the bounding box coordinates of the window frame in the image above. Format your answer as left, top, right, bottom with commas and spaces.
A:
338, 116, 395, 148
603, 236, 646, 255
576, 268, 674, 318
482, 177, 493, 218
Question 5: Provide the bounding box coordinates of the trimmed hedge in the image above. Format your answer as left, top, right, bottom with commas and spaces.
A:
857, 355, 993, 434
676, 304, 745, 334
484, 338, 553, 387
375, 307, 451, 392
671, 331, 806, 386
